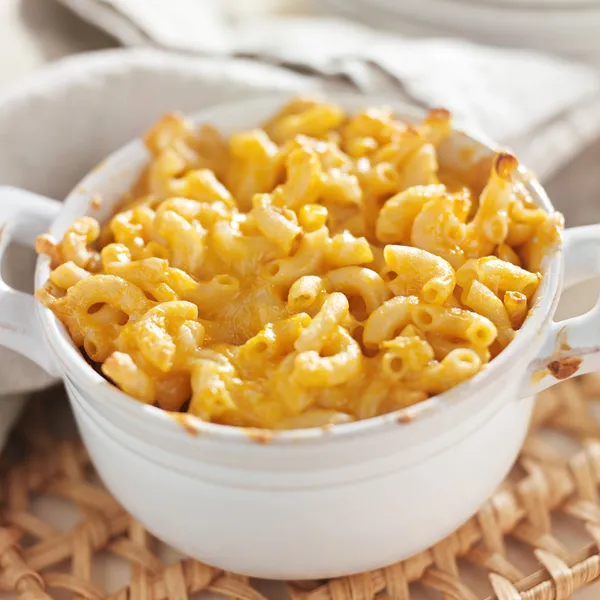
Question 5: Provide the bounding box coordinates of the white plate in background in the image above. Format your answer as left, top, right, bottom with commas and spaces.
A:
320, 0, 600, 65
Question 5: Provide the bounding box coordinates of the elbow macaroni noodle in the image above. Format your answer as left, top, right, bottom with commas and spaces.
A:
35, 98, 564, 430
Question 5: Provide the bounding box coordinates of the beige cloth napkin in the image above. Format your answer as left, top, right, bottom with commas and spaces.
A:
55, 0, 600, 179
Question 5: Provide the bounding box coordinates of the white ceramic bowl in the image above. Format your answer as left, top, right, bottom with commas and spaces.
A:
1, 94, 600, 579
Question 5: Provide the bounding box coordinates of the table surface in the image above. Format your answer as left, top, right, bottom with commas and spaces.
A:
2, 1, 600, 598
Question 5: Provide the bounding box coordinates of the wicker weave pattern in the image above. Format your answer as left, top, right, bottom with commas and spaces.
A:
3, 377, 600, 600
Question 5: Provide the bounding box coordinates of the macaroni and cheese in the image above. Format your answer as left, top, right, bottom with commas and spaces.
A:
35, 97, 564, 429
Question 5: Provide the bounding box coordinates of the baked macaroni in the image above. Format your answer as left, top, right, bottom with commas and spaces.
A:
35, 97, 564, 429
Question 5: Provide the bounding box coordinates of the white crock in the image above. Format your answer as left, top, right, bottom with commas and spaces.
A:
1, 94, 600, 579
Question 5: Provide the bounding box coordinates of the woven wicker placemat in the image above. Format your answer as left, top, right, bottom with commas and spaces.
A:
2, 376, 600, 600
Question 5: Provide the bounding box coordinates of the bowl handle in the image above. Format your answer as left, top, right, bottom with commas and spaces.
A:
526, 224, 600, 396
0, 186, 62, 376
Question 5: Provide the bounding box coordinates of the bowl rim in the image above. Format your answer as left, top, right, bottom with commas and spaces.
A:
34, 92, 564, 445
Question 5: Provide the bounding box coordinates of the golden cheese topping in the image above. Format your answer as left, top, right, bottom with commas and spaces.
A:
35, 97, 563, 429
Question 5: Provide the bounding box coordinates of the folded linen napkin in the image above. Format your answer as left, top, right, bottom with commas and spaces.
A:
55, 0, 600, 180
